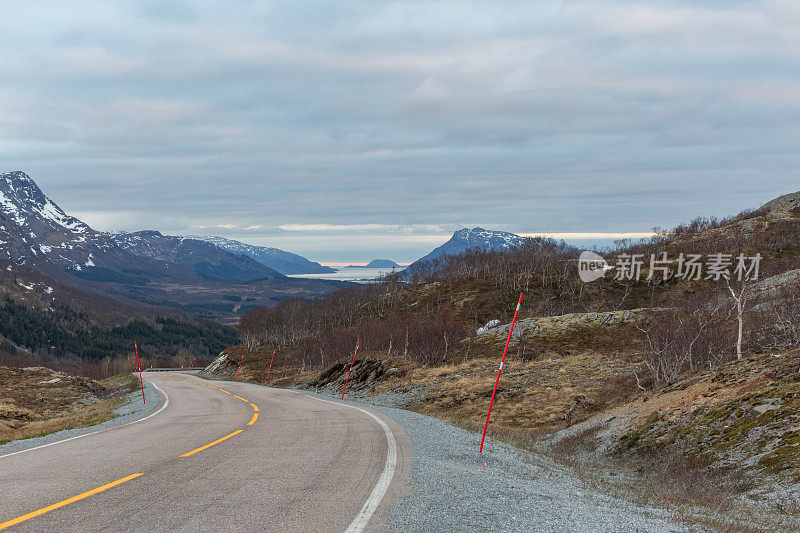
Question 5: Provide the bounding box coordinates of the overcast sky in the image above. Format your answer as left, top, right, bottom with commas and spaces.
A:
2, 1, 799, 263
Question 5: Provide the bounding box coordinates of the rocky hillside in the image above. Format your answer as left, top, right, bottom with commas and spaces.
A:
0, 366, 136, 443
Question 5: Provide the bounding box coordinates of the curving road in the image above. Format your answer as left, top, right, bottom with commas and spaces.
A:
0, 373, 411, 532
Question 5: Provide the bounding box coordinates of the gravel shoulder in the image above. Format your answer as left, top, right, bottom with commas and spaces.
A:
0, 380, 161, 456
304, 388, 687, 533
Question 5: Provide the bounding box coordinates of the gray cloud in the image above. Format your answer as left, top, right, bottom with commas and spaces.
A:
1, 1, 798, 262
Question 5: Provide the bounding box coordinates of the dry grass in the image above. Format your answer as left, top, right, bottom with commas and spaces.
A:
0, 367, 136, 443
398, 347, 643, 438
529, 351, 800, 532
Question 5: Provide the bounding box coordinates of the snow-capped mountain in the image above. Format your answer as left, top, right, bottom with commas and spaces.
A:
0, 172, 90, 236
409, 227, 527, 268
0, 171, 348, 323
0, 171, 112, 271
186, 235, 334, 275
0, 171, 218, 285
111, 231, 283, 281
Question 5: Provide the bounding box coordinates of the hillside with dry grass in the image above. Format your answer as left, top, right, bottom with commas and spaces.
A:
0, 367, 137, 444
204, 190, 800, 524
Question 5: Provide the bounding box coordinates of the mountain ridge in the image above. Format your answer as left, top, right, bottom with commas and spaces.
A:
0, 171, 349, 324
186, 235, 334, 275
110, 231, 284, 282
0, 171, 214, 287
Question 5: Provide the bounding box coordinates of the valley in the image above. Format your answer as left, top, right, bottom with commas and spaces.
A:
0, 171, 349, 373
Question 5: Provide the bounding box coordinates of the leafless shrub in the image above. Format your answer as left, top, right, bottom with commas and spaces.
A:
406, 238, 579, 297
237, 207, 800, 383
746, 286, 800, 352
635, 294, 733, 386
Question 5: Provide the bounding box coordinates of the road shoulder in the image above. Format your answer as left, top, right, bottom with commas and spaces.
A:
303, 389, 685, 532
0, 380, 162, 457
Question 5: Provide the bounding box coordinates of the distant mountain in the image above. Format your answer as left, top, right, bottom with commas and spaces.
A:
0, 170, 106, 270
111, 231, 283, 282
0, 171, 348, 324
364, 259, 401, 268
0, 171, 212, 286
409, 227, 527, 268
187, 235, 334, 275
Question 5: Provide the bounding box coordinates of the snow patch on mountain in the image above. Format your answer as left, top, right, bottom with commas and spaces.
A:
409, 227, 529, 269
0, 172, 88, 234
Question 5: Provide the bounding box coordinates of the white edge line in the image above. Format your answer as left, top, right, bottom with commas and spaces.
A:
0, 382, 170, 460
307, 395, 398, 533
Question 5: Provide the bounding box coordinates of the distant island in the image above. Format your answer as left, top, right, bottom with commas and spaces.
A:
345, 259, 401, 268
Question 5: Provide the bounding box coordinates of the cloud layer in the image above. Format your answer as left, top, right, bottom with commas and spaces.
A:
2, 1, 798, 262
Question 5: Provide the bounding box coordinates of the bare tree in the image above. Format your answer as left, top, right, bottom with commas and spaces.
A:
726, 278, 748, 360
175, 349, 192, 368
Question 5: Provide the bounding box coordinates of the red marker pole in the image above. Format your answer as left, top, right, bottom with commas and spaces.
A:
479, 293, 523, 454
265, 349, 276, 385
341, 342, 361, 400
134, 341, 145, 404
235, 352, 245, 381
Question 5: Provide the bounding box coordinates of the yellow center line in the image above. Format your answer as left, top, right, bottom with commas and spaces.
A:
179, 430, 243, 458
3, 380, 263, 530
0, 473, 144, 531
177, 381, 259, 454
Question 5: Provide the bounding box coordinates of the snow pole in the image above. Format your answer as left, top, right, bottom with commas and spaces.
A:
235, 352, 245, 381
134, 341, 145, 404
341, 341, 361, 400
265, 349, 276, 385
479, 293, 523, 454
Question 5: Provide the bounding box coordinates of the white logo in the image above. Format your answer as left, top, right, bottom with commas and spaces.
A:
578, 251, 611, 282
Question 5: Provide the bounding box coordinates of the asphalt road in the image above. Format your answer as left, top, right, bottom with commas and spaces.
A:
0, 373, 411, 532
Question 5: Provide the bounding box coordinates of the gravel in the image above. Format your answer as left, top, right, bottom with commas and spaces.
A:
306, 388, 688, 532
0, 381, 161, 456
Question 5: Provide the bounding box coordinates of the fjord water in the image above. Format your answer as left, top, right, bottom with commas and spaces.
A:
287, 267, 400, 283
